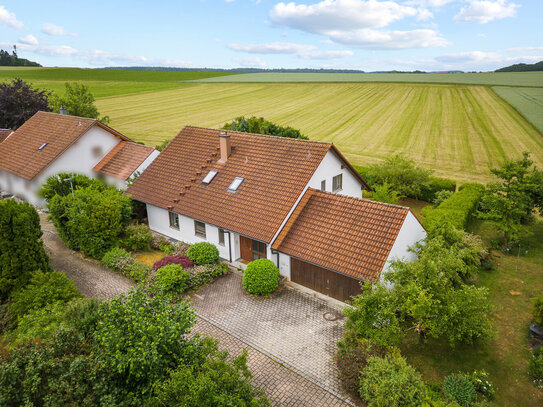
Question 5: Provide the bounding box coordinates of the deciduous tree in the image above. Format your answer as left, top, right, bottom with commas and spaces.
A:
0, 78, 51, 129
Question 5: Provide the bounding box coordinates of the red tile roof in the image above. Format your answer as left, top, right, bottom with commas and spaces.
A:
93, 141, 156, 180
0, 129, 12, 143
127, 126, 368, 243
0, 111, 131, 180
272, 189, 411, 282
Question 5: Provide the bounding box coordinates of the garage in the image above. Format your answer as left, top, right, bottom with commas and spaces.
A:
290, 257, 362, 302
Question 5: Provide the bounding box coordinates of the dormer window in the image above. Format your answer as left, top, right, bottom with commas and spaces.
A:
38, 143, 48, 151
202, 170, 218, 184
227, 177, 244, 193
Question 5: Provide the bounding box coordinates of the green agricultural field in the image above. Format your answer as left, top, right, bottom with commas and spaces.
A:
492, 86, 543, 133
194, 71, 543, 87
96, 82, 543, 183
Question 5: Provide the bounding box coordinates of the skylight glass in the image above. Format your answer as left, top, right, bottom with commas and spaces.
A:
227, 177, 244, 193
202, 170, 218, 184
38, 142, 48, 151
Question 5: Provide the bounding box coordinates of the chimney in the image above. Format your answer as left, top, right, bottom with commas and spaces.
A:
59, 106, 68, 115
219, 131, 231, 163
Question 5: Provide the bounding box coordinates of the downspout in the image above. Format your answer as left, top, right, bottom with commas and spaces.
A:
224, 231, 232, 263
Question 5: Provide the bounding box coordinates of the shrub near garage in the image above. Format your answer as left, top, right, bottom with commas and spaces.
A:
242, 259, 279, 296
187, 242, 219, 265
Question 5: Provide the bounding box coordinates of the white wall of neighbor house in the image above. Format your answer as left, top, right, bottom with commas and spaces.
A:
308, 150, 363, 199
146, 203, 234, 261
0, 170, 36, 204
278, 252, 291, 279
380, 211, 427, 287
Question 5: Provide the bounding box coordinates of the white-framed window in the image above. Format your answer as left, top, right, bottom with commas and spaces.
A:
218, 228, 225, 246
332, 174, 343, 192
194, 220, 206, 238
227, 177, 244, 193
321, 180, 326, 191
169, 211, 179, 229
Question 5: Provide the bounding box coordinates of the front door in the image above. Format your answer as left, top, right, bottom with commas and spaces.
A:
239, 236, 267, 262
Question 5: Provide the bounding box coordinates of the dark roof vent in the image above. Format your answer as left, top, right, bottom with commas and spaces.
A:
60, 106, 68, 115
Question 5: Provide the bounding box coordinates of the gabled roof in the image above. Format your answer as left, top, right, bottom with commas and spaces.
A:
272, 188, 411, 282
0, 129, 12, 144
93, 141, 157, 181
0, 111, 131, 181
127, 126, 345, 243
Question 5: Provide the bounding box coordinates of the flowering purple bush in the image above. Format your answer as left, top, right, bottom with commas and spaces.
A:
153, 255, 194, 271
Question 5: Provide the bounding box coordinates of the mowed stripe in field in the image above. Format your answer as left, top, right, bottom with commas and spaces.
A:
96, 83, 543, 182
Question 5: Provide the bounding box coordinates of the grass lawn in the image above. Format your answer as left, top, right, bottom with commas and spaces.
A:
134, 250, 165, 267
492, 86, 543, 133
400, 218, 543, 406
95, 82, 543, 184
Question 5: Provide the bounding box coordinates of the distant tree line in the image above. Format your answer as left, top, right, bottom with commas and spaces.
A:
105, 67, 463, 74
495, 61, 543, 72
0, 46, 41, 67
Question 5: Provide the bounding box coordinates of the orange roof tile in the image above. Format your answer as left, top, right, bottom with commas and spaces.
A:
93, 141, 156, 180
127, 126, 339, 243
272, 189, 410, 282
0, 129, 12, 143
0, 111, 131, 180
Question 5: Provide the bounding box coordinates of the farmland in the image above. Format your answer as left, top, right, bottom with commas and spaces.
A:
95, 82, 543, 183
1, 68, 542, 182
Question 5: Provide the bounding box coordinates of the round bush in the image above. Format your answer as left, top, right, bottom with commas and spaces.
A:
443, 373, 477, 407
154, 265, 191, 294
359, 355, 427, 407
242, 259, 279, 296
121, 224, 153, 252
187, 242, 219, 265
153, 255, 194, 271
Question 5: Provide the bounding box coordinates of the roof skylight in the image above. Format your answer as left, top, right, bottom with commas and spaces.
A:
227, 177, 244, 193
38, 142, 48, 151
202, 170, 218, 184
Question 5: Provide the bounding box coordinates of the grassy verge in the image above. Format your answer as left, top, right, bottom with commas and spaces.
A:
399, 213, 543, 406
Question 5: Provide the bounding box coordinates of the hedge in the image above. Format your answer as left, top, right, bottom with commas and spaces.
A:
421, 183, 485, 230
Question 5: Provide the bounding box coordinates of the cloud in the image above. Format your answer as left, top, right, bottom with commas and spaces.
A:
232, 57, 267, 68
19, 35, 38, 46
0, 6, 23, 29
454, 0, 519, 24
228, 41, 354, 59
41, 23, 77, 36
406, 0, 456, 7
269, 0, 447, 49
433, 49, 542, 70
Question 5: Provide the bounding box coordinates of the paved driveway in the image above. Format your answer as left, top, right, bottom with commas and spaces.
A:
190, 271, 354, 404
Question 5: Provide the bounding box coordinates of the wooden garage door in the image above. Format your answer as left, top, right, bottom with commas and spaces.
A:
291, 257, 362, 303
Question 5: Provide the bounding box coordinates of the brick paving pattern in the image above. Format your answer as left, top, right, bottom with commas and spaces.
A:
190, 272, 356, 405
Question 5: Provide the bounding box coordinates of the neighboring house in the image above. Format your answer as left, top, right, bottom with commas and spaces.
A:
127, 126, 426, 302
0, 111, 159, 207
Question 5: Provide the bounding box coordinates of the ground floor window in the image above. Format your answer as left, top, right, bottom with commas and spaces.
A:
218, 228, 225, 246
194, 220, 206, 238
169, 211, 179, 229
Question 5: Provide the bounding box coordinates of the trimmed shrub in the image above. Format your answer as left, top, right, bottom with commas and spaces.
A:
121, 224, 152, 252
0, 200, 50, 299
420, 176, 457, 202
8, 270, 81, 321
124, 261, 152, 283
359, 355, 428, 407
529, 347, 543, 387
242, 259, 279, 296
433, 190, 454, 206
154, 265, 191, 294
40, 172, 108, 201
151, 235, 172, 252
49, 187, 132, 259
101, 247, 152, 283
443, 373, 477, 406
336, 333, 399, 395
422, 183, 485, 230
188, 263, 229, 289
153, 255, 194, 271
187, 242, 219, 265
533, 297, 543, 326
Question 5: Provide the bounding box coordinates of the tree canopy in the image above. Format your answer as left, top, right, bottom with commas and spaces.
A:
0, 78, 51, 129
51, 82, 109, 122
0, 46, 41, 67
222, 116, 308, 140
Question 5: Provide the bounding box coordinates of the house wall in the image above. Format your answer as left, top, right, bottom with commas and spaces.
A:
146, 203, 234, 261
380, 211, 426, 287
0, 126, 121, 207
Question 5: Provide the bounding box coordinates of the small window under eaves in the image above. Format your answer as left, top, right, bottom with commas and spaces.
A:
38, 142, 48, 151
202, 170, 218, 184
227, 177, 244, 193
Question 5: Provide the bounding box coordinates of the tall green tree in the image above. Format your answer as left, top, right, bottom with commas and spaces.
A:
51, 82, 109, 123
478, 152, 543, 244
0, 200, 50, 299
0, 78, 51, 129
223, 116, 308, 139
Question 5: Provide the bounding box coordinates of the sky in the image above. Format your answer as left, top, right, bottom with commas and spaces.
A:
0, 0, 541, 71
